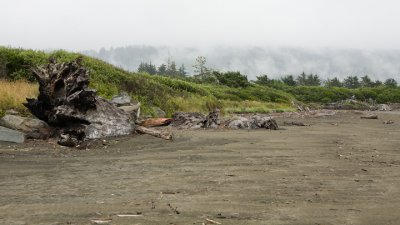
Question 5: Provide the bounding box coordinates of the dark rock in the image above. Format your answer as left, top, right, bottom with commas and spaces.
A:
111, 92, 132, 106
153, 107, 166, 118
0, 115, 51, 139
0, 126, 25, 143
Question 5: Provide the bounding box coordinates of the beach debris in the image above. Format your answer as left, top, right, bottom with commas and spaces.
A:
170, 112, 206, 129
23, 57, 135, 146
205, 218, 222, 224
90, 218, 112, 224
283, 121, 307, 126
378, 104, 392, 111
136, 126, 172, 140
360, 114, 378, 119
203, 109, 221, 128
383, 120, 394, 124
167, 203, 180, 214
0, 115, 51, 139
170, 109, 220, 129
116, 214, 143, 217
140, 118, 172, 127
227, 115, 278, 130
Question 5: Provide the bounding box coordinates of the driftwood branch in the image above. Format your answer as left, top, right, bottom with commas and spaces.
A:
135, 126, 172, 140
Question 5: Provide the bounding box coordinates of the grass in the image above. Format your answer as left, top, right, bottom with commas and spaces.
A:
222, 100, 295, 114
0, 79, 38, 116
2, 47, 400, 117
0, 47, 298, 116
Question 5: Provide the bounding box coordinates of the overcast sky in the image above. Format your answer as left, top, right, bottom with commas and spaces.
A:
1, 0, 400, 51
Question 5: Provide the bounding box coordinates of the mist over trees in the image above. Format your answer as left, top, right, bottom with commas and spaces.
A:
83, 45, 399, 89
83, 45, 400, 82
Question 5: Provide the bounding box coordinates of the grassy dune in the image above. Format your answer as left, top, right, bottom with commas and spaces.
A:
0, 47, 295, 116
2, 47, 398, 117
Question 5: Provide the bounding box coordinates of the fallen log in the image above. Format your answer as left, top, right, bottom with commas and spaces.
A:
135, 126, 172, 140
24, 57, 135, 146
360, 114, 378, 119
227, 115, 278, 130
140, 118, 172, 127
283, 121, 307, 126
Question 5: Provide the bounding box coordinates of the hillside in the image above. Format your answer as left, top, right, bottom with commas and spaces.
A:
83, 45, 400, 81
0, 47, 295, 116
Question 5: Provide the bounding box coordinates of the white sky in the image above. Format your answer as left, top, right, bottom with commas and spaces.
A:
1, 0, 400, 50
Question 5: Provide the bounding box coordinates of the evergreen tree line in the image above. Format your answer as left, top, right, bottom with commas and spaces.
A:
138, 56, 398, 89
256, 73, 398, 88
137, 61, 186, 78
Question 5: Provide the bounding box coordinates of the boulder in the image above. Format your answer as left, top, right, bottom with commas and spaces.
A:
111, 92, 131, 106
0, 126, 25, 143
0, 115, 51, 139
153, 107, 166, 118
378, 104, 391, 111
118, 101, 141, 122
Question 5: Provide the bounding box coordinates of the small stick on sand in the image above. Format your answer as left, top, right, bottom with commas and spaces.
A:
206, 218, 222, 224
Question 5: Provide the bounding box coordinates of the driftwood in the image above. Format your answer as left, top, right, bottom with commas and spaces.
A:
360, 114, 378, 119
227, 115, 278, 130
24, 57, 135, 146
203, 109, 221, 128
170, 112, 206, 129
136, 126, 172, 140
383, 120, 394, 124
140, 118, 172, 127
170, 109, 220, 129
283, 121, 307, 126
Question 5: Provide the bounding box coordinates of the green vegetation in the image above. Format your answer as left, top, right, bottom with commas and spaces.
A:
1, 47, 399, 117
0, 47, 295, 116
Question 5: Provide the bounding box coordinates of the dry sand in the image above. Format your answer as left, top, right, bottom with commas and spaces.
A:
0, 111, 399, 225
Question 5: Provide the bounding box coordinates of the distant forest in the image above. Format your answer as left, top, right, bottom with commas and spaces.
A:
129, 56, 398, 89
83, 45, 400, 82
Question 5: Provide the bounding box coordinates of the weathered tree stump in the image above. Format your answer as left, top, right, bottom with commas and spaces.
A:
24, 57, 135, 146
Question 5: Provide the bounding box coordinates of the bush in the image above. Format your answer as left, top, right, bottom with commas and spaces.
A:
213, 71, 250, 88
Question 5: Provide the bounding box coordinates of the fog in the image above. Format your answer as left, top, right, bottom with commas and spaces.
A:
84, 46, 400, 81
2, 0, 400, 80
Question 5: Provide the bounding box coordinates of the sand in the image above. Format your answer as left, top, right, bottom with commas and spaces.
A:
0, 111, 399, 225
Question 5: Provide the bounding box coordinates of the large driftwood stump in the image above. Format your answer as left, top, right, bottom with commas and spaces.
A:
24, 57, 135, 146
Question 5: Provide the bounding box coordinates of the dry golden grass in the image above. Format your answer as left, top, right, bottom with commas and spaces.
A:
0, 79, 38, 114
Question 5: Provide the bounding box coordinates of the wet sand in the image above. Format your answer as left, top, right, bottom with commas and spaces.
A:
0, 111, 399, 225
